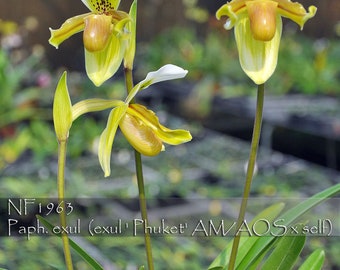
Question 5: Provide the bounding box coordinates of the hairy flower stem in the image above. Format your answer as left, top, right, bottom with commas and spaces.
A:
228, 83, 265, 270
57, 140, 74, 270
124, 68, 155, 270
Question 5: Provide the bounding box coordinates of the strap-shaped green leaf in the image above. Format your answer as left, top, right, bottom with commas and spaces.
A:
237, 183, 339, 269
262, 224, 306, 270
298, 249, 325, 270
37, 215, 103, 270
209, 183, 340, 269
209, 202, 285, 269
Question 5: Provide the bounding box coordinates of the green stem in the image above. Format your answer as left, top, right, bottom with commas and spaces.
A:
124, 67, 155, 270
228, 83, 265, 270
57, 139, 74, 270
134, 150, 155, 270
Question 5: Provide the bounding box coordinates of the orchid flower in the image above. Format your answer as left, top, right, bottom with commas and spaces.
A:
216, 0, 317, 85
49, 0, 137, 86
98, 64, 192, 176
53, 65, 192, 177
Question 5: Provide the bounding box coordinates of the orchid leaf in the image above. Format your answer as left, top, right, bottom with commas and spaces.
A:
239, 184, 339, 269
209, 183, 340, 269
208, 202, 285, 269
36, 215, 103, 270
298, 249, 325, 270
262, 224, 306, 270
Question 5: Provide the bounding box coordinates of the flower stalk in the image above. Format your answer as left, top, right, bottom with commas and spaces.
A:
216, 1, 316, 266
124, 67, 155, 270
53, 71, 74, 269
57, 139, 74, 270
134, 150, 155, 270
228, 83, 265, 270
50, 2, 189, 269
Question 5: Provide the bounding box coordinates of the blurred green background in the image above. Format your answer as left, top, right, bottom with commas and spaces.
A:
0, 0, 339, 269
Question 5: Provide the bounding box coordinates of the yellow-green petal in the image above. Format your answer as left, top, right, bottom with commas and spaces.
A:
276, 0, 317, 29
85, 33, 127, 86
155, 124, 192, 146
72, 98, 125, 121
216, 0, 317, 31
235, 14, 282, 84
81, 0, 121, 12
216, 0, 247, 30
49, 13, 89, 49
98, 104, 127, 177
53, 72, 72, 141
124, 0, 137, 69
127, 104, 192, 145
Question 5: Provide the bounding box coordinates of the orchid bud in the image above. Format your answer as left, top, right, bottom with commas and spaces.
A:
83, 14, 113, 52
53, 72, 72, 141
246, 1, 278, 41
